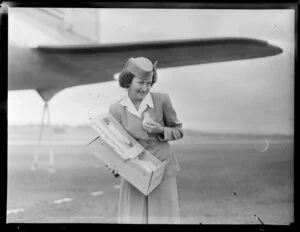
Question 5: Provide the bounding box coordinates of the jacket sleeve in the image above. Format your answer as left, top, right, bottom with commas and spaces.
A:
109, 103, 122, 124
157, 93, 184, 142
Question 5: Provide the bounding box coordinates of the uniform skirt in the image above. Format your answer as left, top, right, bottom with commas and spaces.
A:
117, 173, 180, 224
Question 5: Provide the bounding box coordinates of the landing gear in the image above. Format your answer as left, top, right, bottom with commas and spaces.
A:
31, 101, 55, 173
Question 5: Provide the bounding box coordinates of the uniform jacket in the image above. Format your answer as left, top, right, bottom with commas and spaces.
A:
109, 92, 183, 177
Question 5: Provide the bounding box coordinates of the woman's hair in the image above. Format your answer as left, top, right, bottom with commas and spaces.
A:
118, 68, 158, 89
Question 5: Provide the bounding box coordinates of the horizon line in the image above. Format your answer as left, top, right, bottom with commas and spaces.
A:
7, 123, 293, 137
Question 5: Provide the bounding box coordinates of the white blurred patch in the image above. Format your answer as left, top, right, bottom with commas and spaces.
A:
54, 198, 73, 204
113, 73, 120, 81
113, 185, 121, 189
48, 168, 56, 174
253, 139, 270, 152
90, 191, 103, 196
94, 164, 101, 168
7, 208, 24, 215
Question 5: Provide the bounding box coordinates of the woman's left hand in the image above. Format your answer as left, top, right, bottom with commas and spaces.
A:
143, 121, 164, 134
106, 164, 120, 178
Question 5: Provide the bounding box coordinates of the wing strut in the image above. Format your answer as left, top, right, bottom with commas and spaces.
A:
31, 101, 55, 173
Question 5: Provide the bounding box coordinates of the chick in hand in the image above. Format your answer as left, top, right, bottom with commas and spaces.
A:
142, 112, 163, 134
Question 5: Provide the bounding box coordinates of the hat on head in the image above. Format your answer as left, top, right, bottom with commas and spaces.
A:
125, 57, 157, 79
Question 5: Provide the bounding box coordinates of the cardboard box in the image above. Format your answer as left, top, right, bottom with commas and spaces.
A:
86, 113, 166, 196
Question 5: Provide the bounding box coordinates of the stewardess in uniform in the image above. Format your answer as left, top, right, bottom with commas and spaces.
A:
109, 57, 183, 224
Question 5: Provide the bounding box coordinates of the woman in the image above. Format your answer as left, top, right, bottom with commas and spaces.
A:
109, 57, 183, 224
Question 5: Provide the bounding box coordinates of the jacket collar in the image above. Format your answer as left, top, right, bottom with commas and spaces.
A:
119, 92, 154, 118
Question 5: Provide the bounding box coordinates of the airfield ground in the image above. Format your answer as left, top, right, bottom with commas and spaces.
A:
7, 126, 293, 224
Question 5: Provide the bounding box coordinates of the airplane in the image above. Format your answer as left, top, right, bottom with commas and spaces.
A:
6, 7, 283, 172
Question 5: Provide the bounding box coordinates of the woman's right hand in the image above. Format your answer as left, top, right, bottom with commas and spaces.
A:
142, 120, 164, 134
105, 164, 120, 178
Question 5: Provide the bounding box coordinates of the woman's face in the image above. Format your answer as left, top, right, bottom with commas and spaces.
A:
128, 75, 153, 102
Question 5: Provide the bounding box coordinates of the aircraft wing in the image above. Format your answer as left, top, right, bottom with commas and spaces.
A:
8, 37, 282, 101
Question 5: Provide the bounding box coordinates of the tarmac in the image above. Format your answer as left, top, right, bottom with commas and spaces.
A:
6, 126, 293, 224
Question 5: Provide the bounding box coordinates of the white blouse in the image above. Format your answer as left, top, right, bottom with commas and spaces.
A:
118, 92, 154, 118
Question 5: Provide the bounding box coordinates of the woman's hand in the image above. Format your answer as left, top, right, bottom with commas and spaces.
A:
142, 120, 164, 134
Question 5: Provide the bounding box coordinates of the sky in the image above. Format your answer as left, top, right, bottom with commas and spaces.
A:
7, 9, 294, 135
